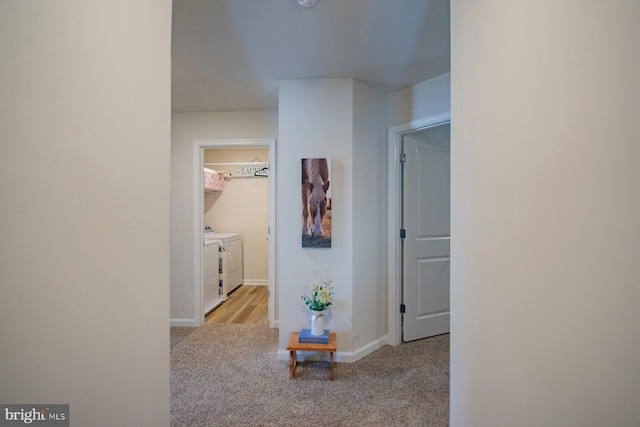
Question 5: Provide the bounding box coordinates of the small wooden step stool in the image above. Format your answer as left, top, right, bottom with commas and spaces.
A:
286, 331, 337, 381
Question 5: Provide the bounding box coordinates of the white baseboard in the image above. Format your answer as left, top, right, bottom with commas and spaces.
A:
276, 335, 388, 363
345, 335, 388, 362
242, 279, 268, 286
170, 318, 198, 327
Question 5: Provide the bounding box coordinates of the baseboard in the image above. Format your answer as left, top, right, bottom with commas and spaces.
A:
170, 318, 198, 327
345, 335, 388, 362
276, 334, 388, 363
242, 279, 268, 286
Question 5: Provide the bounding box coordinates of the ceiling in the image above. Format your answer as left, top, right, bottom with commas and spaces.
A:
171, 0, 450, 113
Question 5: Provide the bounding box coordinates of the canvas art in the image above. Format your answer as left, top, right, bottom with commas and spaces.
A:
301, 158, 331, 248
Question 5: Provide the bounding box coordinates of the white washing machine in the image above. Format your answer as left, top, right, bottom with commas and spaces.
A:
204, 231, 243, 300
203, 234, 221, 315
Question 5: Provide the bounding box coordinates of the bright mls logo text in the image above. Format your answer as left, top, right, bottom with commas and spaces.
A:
2, 405, 68, 425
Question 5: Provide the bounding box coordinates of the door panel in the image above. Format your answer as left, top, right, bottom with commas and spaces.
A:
402, 124, 450, 342
417, 257, 450, 316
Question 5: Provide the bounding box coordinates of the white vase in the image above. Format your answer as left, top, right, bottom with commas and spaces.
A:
310, 310, 324, 336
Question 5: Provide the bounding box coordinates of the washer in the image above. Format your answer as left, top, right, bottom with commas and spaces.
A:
205, 231, 243, 296
203, 232, 221, 315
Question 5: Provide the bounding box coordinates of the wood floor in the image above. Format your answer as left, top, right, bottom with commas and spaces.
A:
204, 285, 268, 325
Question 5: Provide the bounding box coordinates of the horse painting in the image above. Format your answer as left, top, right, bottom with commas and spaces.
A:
302, 158, 331, 246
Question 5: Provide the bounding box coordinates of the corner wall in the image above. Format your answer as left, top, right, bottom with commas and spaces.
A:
277, 79, 355, 353
277, 79, 387, 359
388, 72, 450, 127
352, 80, 388, 350
0, 2, 172, 425
451, 1, 640, 425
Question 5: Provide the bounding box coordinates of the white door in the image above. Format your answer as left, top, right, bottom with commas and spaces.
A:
402, 124, 450, 342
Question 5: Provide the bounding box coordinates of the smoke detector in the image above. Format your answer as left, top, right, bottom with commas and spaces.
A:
297, 0, 317, 8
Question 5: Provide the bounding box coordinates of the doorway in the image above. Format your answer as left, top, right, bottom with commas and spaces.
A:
387, 113, 450, 345
401, 123, 450, 341
193, 139, 277, 328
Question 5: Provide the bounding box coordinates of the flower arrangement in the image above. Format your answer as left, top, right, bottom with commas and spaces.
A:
301, 279, 334, 312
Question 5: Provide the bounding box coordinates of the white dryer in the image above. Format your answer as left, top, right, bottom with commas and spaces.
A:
204, 231, 243, 298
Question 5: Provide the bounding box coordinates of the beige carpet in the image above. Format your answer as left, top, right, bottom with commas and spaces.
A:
171, 324, 449, 426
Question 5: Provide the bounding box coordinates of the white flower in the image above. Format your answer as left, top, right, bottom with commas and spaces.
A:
301, 279, 334, 311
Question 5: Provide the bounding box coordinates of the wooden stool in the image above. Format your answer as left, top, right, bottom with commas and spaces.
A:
286, 332, 337, 381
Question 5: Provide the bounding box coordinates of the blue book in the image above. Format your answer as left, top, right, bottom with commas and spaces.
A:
298, 328, 329, 344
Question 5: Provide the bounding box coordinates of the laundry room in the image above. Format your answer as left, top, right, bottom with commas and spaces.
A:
203, 147, 269, 314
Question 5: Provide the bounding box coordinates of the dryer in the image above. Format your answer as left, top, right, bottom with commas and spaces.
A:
204, 231, 243, 298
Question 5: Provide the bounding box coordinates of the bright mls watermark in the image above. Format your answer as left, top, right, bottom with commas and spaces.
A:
1, 405, 68, 426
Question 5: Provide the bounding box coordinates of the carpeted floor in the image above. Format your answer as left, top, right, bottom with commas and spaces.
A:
171, 324, 449, 426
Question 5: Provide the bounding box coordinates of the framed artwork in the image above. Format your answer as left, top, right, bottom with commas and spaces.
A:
301, 158, 331, 248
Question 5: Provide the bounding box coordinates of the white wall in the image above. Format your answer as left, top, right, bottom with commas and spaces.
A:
277, 79, 387, 358
352, 81, 388, 349
278, 79, 355, 352
170, 112, 277, 323
387, 72, 451, 127
0, 2, 171, 426
451, 1, 640, 426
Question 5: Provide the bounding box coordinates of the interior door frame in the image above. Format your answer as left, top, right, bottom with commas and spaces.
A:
193, 138, 277, 328
386, 113, 450, 346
